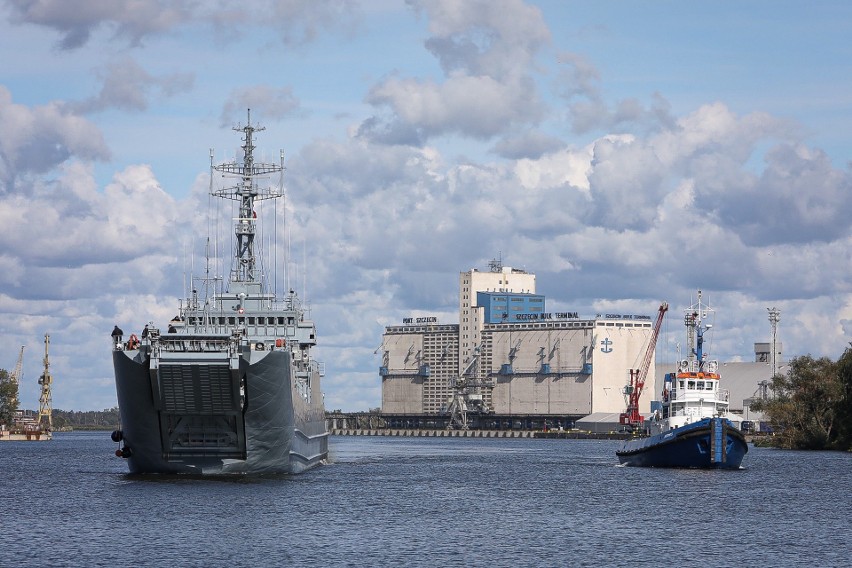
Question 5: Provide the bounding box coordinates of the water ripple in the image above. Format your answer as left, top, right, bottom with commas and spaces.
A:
1, 433, 848, 567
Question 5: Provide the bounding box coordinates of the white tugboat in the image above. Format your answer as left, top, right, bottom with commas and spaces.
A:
111, 111, 328, 474
617, 291, 748, 469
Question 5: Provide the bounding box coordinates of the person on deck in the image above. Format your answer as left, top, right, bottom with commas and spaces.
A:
111, 325, 124, 348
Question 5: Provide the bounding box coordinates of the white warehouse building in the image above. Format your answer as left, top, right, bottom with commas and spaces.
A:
380, 261, 657, 424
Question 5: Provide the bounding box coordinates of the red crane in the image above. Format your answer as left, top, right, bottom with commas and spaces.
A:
619, 302, 668, 429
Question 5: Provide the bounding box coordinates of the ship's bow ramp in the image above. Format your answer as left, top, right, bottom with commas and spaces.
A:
150, 334, 247, 460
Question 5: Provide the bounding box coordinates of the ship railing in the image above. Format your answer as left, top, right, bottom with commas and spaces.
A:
675, 389, 729, 403
676, 359, 720, 374
668, 387, 730, 402
154, 333, 237, 353
234, 217, 256, 236
294, 372, 311, 403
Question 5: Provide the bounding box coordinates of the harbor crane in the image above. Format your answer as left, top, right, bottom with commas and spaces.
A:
620, 302, 668, 430
9, 346, 24, 408
35, 334, 53, 435
446, 344, 493, 430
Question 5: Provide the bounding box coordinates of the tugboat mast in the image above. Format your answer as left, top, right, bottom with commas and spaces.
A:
689, 290, 713, 372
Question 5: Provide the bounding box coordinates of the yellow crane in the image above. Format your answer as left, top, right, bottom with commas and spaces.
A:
35, 334, 53, 436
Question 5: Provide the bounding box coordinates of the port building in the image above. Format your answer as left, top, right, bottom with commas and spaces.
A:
380, 262, 657, 428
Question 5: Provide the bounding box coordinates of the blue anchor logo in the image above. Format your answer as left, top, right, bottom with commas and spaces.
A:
600, 338, 613, 353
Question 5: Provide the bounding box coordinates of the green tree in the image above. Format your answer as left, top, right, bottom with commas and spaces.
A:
0, 368, 19, 427
752, 354, 847, 450
833, 344, 852, 449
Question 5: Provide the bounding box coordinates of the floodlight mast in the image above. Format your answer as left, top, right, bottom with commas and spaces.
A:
768, 307, 780, 377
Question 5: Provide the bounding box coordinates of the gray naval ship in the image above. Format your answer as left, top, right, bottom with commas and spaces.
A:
111, 112, 328, 474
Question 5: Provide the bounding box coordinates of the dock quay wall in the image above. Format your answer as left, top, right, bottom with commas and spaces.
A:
0, 430, 51, 441
327, 412, 585, 432
331, 428, 631, 440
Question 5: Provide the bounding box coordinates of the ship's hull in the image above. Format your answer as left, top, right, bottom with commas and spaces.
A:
616, 418, 747, 469
113, 345, 328, 474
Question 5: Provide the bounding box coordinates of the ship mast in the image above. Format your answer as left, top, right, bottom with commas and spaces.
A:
689, 290, 713, 372
211, 109, 284, 286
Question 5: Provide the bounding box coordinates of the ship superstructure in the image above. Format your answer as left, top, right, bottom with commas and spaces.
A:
111, 111, 328, 474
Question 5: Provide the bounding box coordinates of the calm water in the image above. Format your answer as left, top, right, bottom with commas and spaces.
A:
1, 433, 849, 567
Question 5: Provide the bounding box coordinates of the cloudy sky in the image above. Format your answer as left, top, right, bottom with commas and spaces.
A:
2, 0, 851, 412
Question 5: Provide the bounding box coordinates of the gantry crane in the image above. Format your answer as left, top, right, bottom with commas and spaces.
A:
35, 334, 53, 435
445, 344, 493, 430
9, 346, 24, 408
620, 302, 668, 429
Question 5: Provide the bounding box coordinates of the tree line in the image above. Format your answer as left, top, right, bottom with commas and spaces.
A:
51, 408, 122, 429
751, 344, 852, 451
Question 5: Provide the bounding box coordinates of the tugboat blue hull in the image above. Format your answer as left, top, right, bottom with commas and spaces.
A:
616, 418, 748, 469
